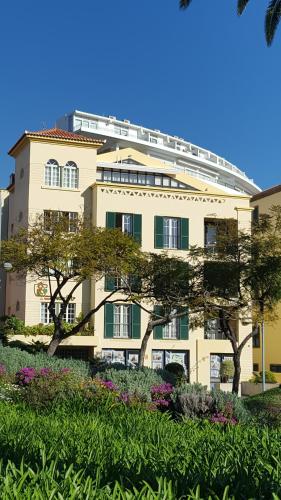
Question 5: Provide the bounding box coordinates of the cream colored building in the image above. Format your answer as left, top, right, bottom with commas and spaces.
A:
3, 116, 257, 390
251, 185, 281, 383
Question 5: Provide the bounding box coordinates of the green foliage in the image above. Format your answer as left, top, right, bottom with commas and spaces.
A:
211, 390, 250, 423
0, 346, 90, 378
251, 370, 278, 384
165, 362, 185, 383
172, 383, 249, 422
245, 387, 281, 426
96, 366, 175, 400
0, 401, 280, 498
17, 369, 83, 409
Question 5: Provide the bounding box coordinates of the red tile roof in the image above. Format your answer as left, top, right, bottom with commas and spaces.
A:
9, 128, 105, 156
251, 184, 281, 202
26, 128, 104, 143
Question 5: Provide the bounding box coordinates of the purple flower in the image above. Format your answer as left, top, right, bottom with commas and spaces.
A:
60, 368, 71, 374
119, 392, 130, 403
40, 368, 52, 377
154, 399, 170, 408
151, 383, 174, 395
100, 380, 118, 391
210, 412, 238, 425
16, 367, 37, 386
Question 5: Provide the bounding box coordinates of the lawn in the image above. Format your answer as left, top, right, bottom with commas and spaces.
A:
0, 399, 281, 499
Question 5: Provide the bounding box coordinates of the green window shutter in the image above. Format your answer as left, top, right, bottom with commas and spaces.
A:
104, 303, 114, 338
104, 275, 116, 291
133, 214, 142, 245
154, 216, 164, 249
180, 218, 189, 250
153, 305, 163, 339
106, 212, 116, 229
131, 304, 141, 339
179, 309, 189, 340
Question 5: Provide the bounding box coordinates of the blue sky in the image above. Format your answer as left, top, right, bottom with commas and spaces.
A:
0, 0, 279, 190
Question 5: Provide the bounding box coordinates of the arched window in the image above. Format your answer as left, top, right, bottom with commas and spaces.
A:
63, 161, 78, 189
45, 159, 60, 187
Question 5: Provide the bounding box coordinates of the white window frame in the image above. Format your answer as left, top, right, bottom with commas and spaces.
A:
113, 304, 130, 338
163, 217, 179, 249
45, 159, 60, 187
40, 302, 76, 324
122, 214, 133, 235
63, 161, 78, 189
163, 313, 178, 339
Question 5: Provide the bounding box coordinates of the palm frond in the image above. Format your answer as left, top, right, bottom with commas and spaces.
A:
237, 0, 251, 15
265, 0, 281, 45
179, 0, 192, 10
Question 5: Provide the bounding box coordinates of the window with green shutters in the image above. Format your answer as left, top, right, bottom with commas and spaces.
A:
104, 274, 142, 292
104, 303, 141, 339
153, 306, 189, 340
154, 216, 189, 249
106, 212, 142, 244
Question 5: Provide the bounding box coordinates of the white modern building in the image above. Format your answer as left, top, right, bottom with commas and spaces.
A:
57, 110, 260, 196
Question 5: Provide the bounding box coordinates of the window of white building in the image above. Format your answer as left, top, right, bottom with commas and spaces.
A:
40, 302, 76, 324
163, 217, 179, 249
63, 161, 78, 189
45, 159, 60, 187
113, 304, 130, 338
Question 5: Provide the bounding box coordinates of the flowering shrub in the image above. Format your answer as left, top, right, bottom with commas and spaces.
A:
210, 413, 238, 425
99, 380, 119, 391
151, 383, 174, 408
16, 368, 82, 408
16, 367, 37, 386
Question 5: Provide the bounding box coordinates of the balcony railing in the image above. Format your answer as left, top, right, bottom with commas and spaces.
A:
72, 117, 253, 183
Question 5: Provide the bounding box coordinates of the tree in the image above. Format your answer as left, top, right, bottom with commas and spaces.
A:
130, 253, 200, 367
192, 207, 281, 393
180, 0, 281, 46
1, 215, 143, 356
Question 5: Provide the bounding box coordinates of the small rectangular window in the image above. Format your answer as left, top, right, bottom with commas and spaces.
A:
121, 171, 129, 183
129, 172, 138, 184
82, 120, 89, 128
253, 363, 259, 372
112, 171, 121, 182
162, 177, 170, 187
270, 364, 281, 373
103, 170, 112, 182
154, 176, 162, 186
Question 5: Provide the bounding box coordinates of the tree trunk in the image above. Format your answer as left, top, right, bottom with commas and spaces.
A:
139, 323, 153, 367
232, 350, 241, 394
47, 332, 63, 357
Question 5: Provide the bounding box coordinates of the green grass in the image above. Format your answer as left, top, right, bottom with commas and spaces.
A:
246, 387, 281, 407
0, 400, 280, 499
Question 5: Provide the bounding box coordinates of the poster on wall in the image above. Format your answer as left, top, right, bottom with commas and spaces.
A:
152, 351, 164, 370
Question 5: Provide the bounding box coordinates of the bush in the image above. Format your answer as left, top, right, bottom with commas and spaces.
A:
17, 368, 82, 409
211, 390, 250, 423
250, 370, 277, 384
172, 383, 214, 418
0, 346, 90, 379
164, 362, 185, 383
96, 367, 174, 401
172, 383, 249, 423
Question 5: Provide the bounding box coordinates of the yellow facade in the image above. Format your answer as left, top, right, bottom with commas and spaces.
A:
251, 187, 281, 383
4, 130, 254, 389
